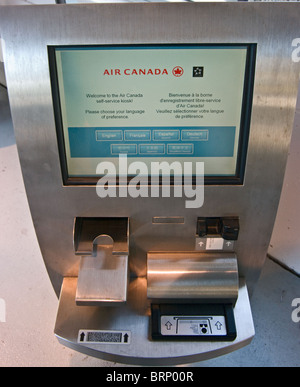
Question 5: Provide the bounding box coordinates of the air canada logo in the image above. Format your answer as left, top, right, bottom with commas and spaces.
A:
103, 68, 169, 76
103, 67, 185, 77
172, 66, 184, 77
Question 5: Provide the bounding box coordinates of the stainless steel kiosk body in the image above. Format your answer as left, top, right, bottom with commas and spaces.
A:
0, 2, 299, 365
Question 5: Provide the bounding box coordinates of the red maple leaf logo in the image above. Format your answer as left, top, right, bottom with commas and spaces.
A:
172, 66, 184, 77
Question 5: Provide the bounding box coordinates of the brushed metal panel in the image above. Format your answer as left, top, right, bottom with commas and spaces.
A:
1, 1, 298, 363
76, 251, 129, 306
147, 252, 238, 303
0, 3, 299, 296
55, 276, 254, 365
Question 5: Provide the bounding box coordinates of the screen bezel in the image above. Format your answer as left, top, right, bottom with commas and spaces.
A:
48, 43, 256, 186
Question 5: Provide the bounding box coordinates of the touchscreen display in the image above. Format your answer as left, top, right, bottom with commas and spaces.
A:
49, 44, 255, 184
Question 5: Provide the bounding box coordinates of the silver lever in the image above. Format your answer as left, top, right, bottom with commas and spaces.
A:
74, 218, 129, 306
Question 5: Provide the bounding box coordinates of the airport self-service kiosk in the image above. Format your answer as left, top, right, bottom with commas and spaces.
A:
0, 2, 299, 365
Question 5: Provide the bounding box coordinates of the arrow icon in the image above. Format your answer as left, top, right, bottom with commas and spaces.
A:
80, 332, 85, 342
198, 242, 204, 246
226, 242, 232, 247
123, 333, 129, 343
215, 321, 222, 330
165, 321, 173, 330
